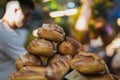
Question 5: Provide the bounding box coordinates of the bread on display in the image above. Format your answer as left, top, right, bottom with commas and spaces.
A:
9, 23, 117, 80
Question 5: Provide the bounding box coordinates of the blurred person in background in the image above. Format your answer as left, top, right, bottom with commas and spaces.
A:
106, 33, 120, 75
0, 0, 35, 80
92, 17, 115, 73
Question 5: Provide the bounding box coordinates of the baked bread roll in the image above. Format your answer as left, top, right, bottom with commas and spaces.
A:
70, 51, 106, 74
9, 68, 47, 80
27, 38, 55, 57
16, 53, 42, 70
48, 54, 72, 65
58, 37, 82, 56
19, 66, 46, 73
37, 23, 65, 42
46, 54, 70, 80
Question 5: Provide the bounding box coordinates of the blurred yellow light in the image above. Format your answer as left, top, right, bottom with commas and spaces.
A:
42, 0, 50, 3
117, 18, 120, 26
55, 17, 61, 23
95, 22, 104, 28
32, 29, 38, 37
49, 8, 77, 18
64, 9, 77, 16
75, 17, 87, 31
49, 11, 64, 18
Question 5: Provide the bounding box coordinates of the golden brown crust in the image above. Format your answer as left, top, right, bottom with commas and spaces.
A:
15, 53, 42, 70
19, 66, 46, 73
46, 54, 70, 80
27, 38, 55, 57
10, 22, 114, 80
48, 54, 72, 65
58, 37, 82, 56
9, 66, 47, 80
9, 70, 48, 80
37, 23, 65, 42
70, 51, 106, 74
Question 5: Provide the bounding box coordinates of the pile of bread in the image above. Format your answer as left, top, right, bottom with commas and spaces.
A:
9, 23, 118, 80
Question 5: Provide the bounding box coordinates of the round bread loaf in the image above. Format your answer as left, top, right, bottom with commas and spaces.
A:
9, 67, 47, 80
15, 53, 42, 70
70, 51, 106, 74
46, 54, 70, 80
27, 38, 55, 57
19, 66, 46, 73
37, 23, 65, 42
58, 37, 82, 56
48, 54, 72, 65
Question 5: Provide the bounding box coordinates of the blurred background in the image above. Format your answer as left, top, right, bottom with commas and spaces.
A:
1, 0, 120, 75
